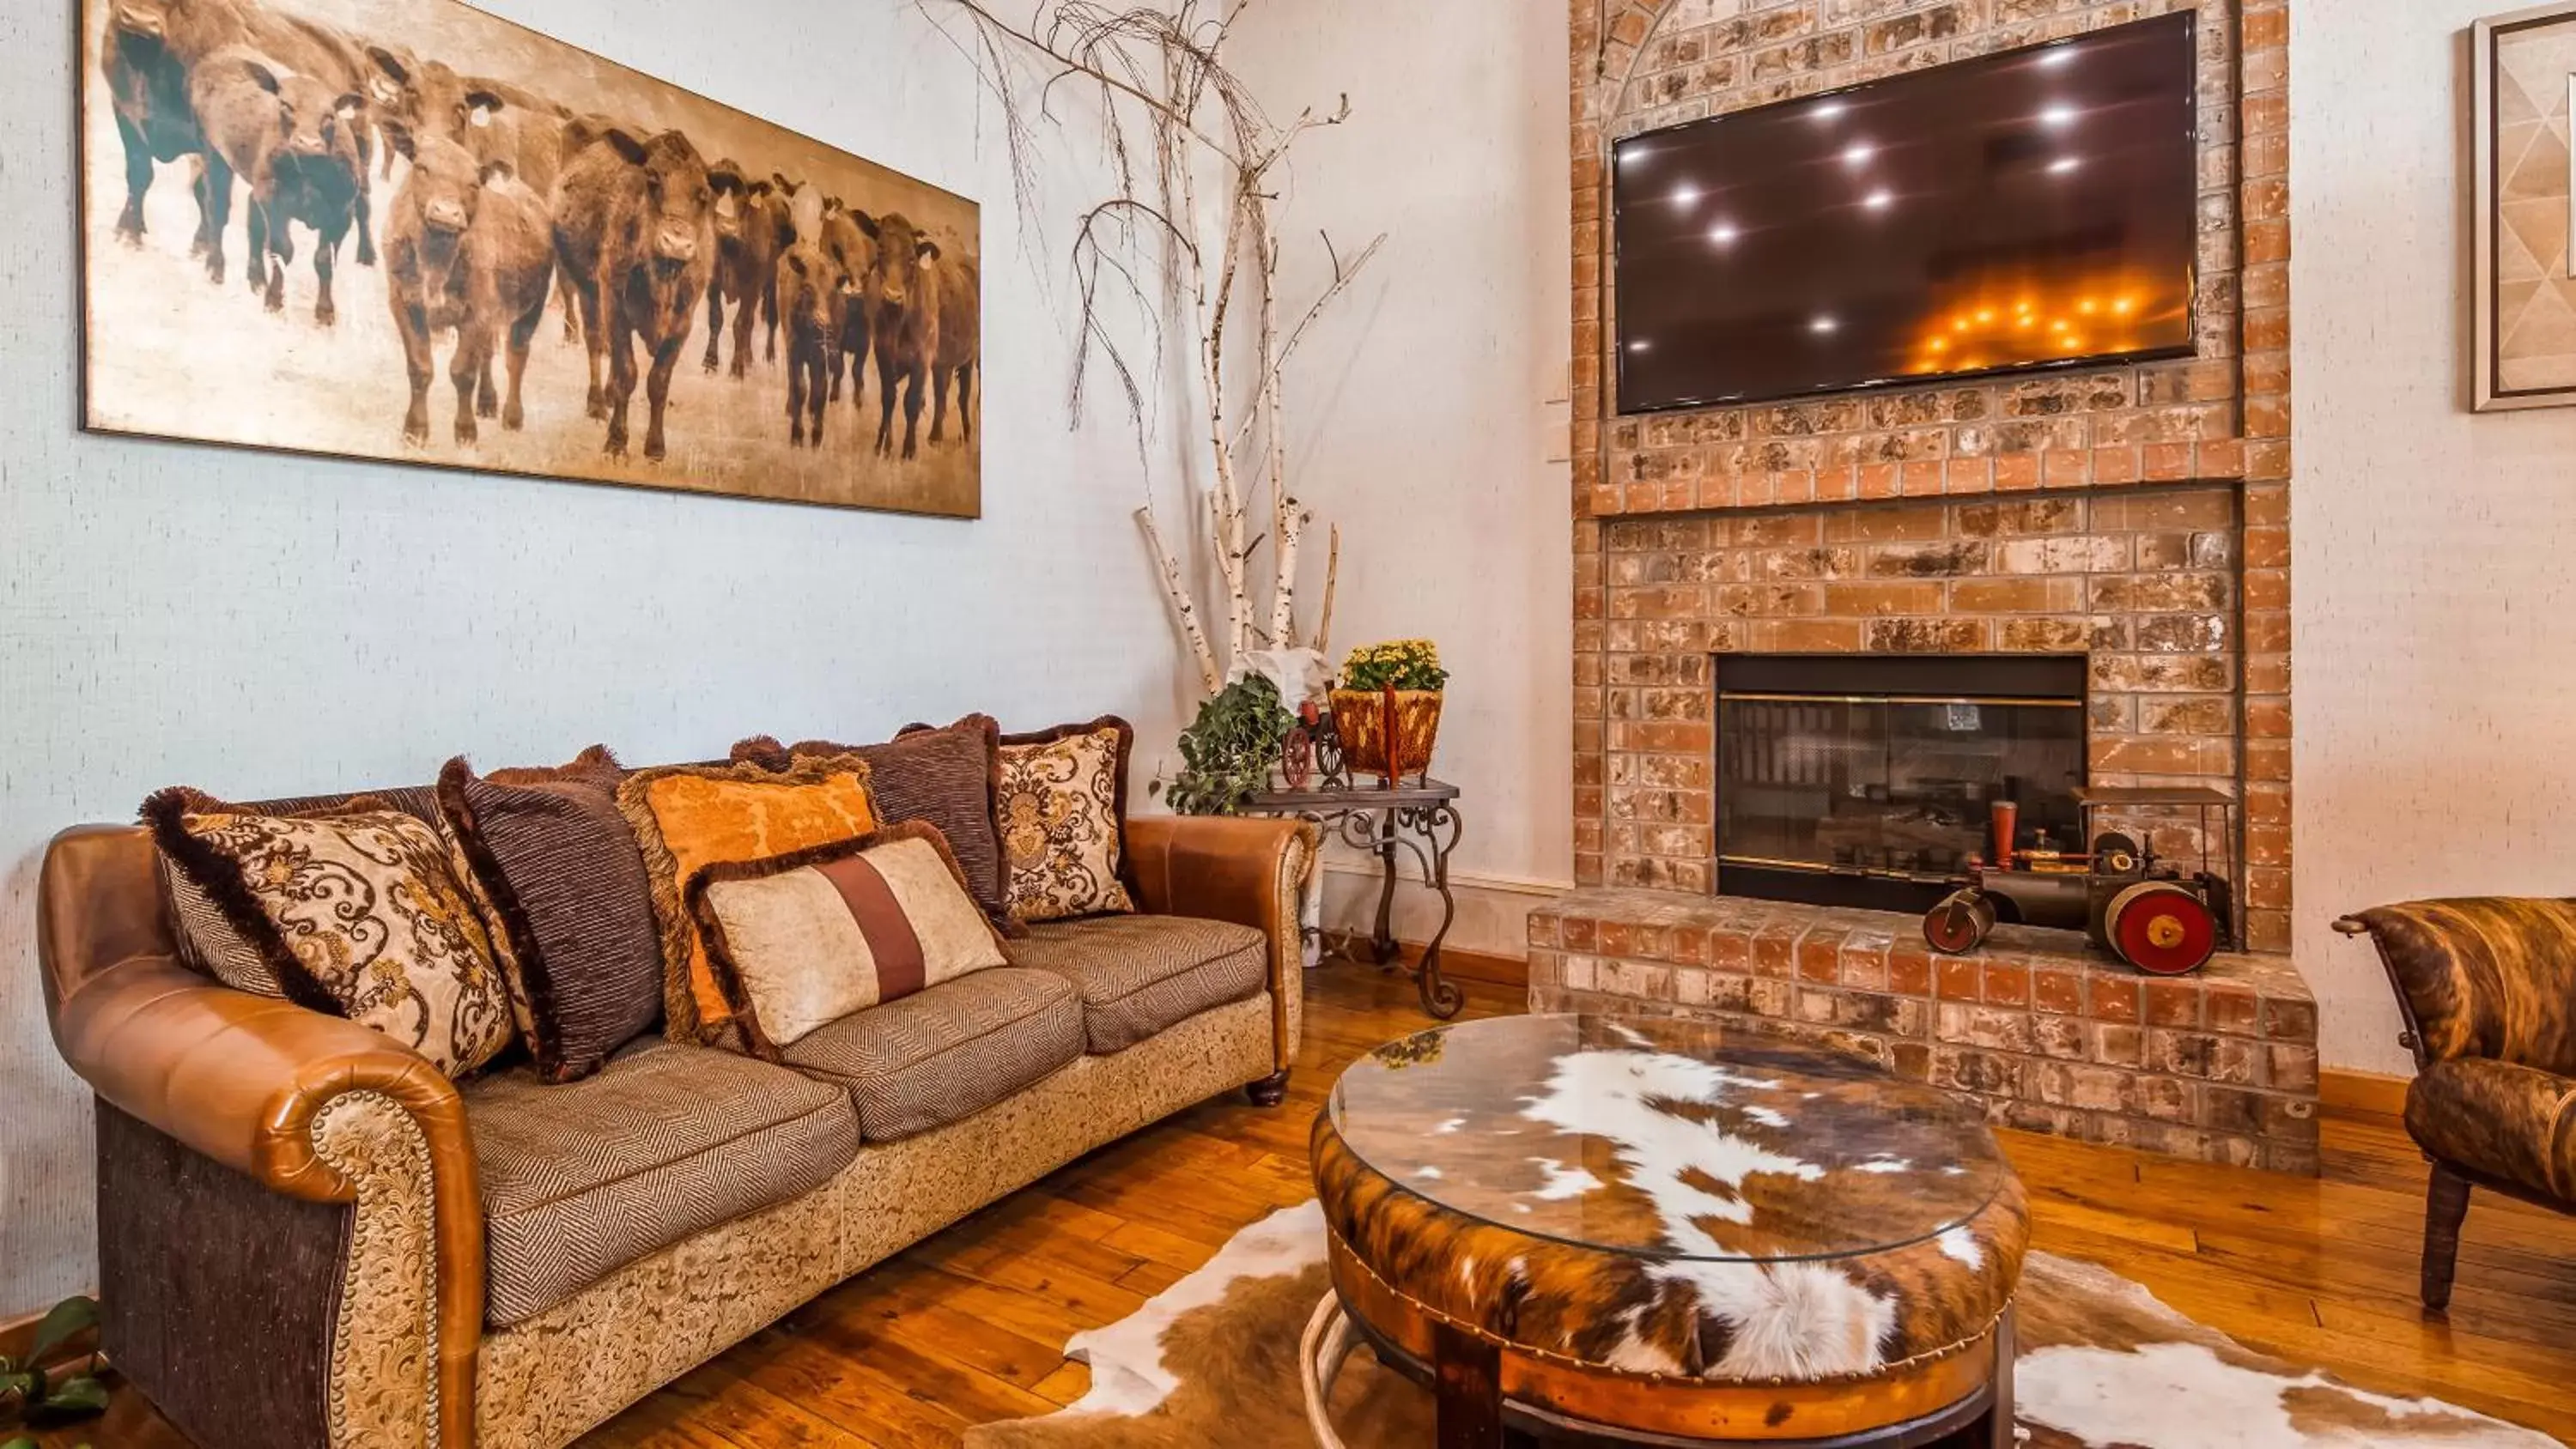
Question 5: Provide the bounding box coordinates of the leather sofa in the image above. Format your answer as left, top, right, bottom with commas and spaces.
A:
39, 804, 1315, 1449
2335, 898, 2576, 1310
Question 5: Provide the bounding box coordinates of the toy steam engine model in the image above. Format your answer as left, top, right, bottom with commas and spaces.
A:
1922, 786, 2237, 976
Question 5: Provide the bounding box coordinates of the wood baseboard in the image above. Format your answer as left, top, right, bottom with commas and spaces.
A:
1319, 933, 1527, 989
2322, 1068, 2411, 1118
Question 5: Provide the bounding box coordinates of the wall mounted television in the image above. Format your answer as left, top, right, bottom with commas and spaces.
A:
1612, 12, 2201, 414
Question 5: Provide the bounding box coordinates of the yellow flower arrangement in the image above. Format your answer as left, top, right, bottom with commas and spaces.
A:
1339, 638, 1449, 693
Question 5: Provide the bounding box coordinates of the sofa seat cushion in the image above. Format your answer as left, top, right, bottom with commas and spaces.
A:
2406, 1057, 2576, 1203
464, 1040, 860, 1326
1010, 915, 1269, 1054
781, 967, 1082, 1140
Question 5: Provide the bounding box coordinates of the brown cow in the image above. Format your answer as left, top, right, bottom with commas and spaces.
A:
553, 125, 716, 460
100, 0, 248, 256
363, 49, 569, 197
384, 130, 556, 447
813, 195, 873, 407
100, 0, 374, 269
188, 45, 365, 322
774, 239, 848, 447
355, 37, 416, 177
853, 209, 943, 460
930, 253, 980, 446
702, 160, 794, 379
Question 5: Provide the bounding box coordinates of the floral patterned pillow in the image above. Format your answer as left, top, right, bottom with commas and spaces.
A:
143, 787, 518, 1078
997, 722, 1136, 923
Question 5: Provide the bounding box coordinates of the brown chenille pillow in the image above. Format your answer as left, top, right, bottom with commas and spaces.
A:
685, 821, 1010, 1060
731, 715, 1016, 937
436, 749, 662, 1083
144, 786, 518, 1078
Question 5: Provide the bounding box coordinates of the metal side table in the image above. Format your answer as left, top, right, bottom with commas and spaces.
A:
1243, 778, 1465, 1019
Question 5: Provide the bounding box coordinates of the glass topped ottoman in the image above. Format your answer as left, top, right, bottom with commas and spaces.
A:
1303, 1016, 2027, 1446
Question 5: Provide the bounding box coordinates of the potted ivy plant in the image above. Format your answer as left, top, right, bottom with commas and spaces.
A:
1156, 675, 1296, 816
1330, 639, 1449, 785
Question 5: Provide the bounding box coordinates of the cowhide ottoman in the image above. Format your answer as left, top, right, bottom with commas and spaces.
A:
1302, 1015, 2029, 1446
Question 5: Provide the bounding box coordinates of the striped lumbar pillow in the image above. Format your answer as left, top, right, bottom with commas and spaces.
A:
684, 822, 1010, 1058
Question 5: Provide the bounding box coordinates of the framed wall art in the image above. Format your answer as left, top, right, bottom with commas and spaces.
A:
2473, 2, 2576, 412
79, 0, 982, 515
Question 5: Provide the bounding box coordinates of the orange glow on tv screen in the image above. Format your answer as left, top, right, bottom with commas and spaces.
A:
1612, 12, 2200, 413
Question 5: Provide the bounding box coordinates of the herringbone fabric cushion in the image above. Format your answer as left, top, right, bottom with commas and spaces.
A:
464, 1040, 860, 1326
781, 968, 1081, 1140
1010, 915, 1268, 1054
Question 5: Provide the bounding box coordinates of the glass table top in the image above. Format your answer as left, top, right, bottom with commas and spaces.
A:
1327, 1015, 2011, 1264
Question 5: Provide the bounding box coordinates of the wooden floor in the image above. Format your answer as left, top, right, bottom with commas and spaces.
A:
51, 964, 2576, 1446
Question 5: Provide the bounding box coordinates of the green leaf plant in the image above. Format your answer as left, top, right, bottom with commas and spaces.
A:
1153, 674, 1294, 816
1, 1294, 106, 1446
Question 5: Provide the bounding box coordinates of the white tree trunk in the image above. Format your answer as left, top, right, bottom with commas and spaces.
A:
1138, 506, 1222, 695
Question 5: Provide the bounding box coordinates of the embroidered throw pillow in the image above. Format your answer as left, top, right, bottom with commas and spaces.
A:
143, 787, 518, 1077
686, 822, 1011, 1058
996, 718, 1136, 923
731, 715, 1017, 937
615, 755, 879, 1043
437, 749, 662, 1083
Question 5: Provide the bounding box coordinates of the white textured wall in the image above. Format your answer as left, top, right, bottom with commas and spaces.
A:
1227, 0, 1577, 956
2293, 3, 2576, 1074
0, 0, 1203, 1315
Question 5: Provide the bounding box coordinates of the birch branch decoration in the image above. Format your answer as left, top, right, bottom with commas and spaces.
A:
922, 0, 1385, 697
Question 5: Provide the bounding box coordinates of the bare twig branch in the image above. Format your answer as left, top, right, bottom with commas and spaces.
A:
924, 0, 1378, 697
1315, 524, 1341, 658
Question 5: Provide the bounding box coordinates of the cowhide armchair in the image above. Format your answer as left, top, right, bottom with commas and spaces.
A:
2335, 900, 2576, 1311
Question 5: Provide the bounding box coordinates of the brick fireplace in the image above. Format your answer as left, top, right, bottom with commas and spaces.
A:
1542, 0, 2312, 1170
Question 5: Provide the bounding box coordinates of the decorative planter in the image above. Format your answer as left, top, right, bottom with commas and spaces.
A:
1330, 687, 1443, 785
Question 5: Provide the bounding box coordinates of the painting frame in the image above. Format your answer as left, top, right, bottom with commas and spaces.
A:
75, 0, 984, 517
2472, 1, 2576, 413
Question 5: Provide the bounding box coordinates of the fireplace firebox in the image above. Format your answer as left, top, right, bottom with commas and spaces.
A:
1715, 655, 2087, 913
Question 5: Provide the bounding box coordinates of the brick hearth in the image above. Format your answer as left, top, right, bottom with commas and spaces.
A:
1528, 889, 2321, 1174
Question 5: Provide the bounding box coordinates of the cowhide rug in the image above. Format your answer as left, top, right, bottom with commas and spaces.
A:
963, 1202, 2555, 1449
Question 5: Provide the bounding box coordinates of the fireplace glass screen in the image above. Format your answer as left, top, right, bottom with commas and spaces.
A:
1715, 656, 2086, 912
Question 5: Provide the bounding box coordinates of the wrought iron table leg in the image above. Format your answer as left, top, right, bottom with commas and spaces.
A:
1370, 809, 1400, 965
1413, 804, 1463, 1020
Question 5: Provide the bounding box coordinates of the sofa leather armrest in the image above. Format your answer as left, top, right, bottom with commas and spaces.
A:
1126, 814, 1318, 1071
52, 954, 483, 1449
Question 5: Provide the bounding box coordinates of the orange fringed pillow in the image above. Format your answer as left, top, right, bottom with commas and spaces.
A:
615, 755, 878, 1042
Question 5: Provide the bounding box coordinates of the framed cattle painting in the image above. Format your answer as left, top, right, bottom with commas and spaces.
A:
77, 0, 982, 516
2473, 2, 2576, 412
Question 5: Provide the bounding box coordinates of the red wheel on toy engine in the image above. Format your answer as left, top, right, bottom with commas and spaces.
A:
1923, 889, 1996, 955
2105, 881, 2218, 976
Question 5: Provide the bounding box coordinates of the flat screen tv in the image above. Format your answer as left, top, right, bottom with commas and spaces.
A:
1612, 12, 2200, 414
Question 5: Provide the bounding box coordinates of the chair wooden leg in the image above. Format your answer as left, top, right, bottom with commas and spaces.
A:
2422, 1161, 2471, 1311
